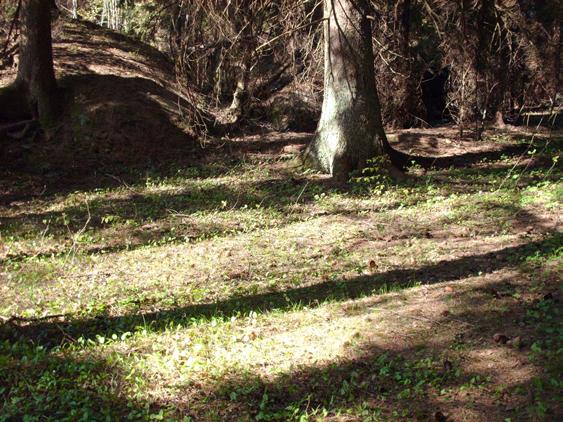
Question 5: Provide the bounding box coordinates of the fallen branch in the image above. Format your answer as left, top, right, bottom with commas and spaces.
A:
0, 313, 69, 325
0, 119, 36, 135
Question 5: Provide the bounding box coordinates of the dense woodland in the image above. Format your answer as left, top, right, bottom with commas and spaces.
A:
0, 0, 561, 421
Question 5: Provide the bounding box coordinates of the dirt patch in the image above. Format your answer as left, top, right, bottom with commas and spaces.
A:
1, 19, 203, 190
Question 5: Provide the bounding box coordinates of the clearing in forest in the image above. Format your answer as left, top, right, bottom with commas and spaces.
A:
0, 18, 562, 422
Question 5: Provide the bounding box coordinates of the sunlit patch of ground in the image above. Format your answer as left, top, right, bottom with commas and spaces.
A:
1, 18, 562, 422
1, 126, 561, 421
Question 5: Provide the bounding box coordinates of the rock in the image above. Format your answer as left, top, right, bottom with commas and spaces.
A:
493, 333, 510, 344
507, 336, 523, 349
434, 411, 448, 422
281, 144, 306, 154
543, 292, 555, 302
254, 90, 320, 132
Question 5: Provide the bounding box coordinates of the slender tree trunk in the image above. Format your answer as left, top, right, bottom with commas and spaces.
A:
396, 0, 417, 128
550, 18, 560, 112
15, 0, 61, 126
227, 4, 254, 124
494, 110, 506, 128
477, 0, 507, 126
305, 0, 388, 180
458, 0, 469, 138
72, 0, 78, 19
228, 59, 250, 122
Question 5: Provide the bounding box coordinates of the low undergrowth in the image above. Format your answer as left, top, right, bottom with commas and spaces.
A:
0, 130, 561, 421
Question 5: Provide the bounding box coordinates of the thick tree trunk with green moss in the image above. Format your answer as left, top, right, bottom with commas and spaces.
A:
0, 0, 60, 126
305, 0, 388, 180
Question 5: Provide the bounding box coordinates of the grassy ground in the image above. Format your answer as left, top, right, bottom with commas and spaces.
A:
0, 126, 561, 421
1, 18, 562, 422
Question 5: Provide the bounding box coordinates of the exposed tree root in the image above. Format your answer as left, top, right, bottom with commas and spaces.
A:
384, 140, 527, 171
0, 119, 38, 139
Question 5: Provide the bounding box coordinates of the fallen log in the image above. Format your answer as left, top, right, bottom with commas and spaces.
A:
0, 119, 38, 139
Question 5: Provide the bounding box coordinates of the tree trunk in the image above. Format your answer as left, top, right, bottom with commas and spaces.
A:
306, 0, 388, 180
476, 0, 505, 122
494, 111, 506, 128
550, 18, 560, 111
14, 0, 60, 126
227, 4, 254, 124
72, 0, 78, 19
228, 60, 250, 122
395, 0, 417, 128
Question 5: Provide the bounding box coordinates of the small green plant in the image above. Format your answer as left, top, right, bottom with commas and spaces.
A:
350, 157, 393, 193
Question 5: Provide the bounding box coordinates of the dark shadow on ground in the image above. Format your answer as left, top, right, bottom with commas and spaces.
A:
2, 246, 560, 420
391, 132, 531, 170
212, 131, 313, 155
0, 74, 204, 203
2, 233, 559, 348
1, 163, 555, 266
0, 347, 182, 420
0, 316, 522, 421
205, 274, 561, 420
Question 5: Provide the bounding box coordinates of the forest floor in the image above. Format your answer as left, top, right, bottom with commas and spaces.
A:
1, 19, 562, 422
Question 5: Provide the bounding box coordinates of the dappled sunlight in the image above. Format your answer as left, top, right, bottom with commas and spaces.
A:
1, 2, 561, 419
1, 170, 559, 320
88, 261, 553, 419
465, 346, 536, 386
2, 191, 560, 419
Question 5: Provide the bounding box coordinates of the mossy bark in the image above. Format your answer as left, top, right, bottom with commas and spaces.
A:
305, 0, 388, 180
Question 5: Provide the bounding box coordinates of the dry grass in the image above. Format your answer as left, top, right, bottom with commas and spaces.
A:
1, 127, 561, 420
1, 19, 562, 422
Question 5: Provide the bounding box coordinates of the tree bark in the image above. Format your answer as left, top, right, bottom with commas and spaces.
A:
14, 0, 61, 126
550, 18, 560, 109
494, 111, 506, 128
305, 0, 388, 180
476, 0, 505, 122
395, 0, 417, 128
71, 0, 78, 19
227, 4, 255, 124
228, 60, 250, 122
